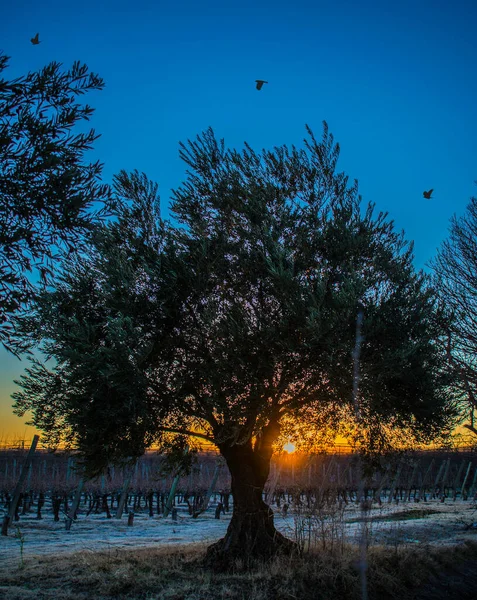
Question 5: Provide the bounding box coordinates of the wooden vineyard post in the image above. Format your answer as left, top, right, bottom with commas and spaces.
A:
433, 459, 446, 498
468, 466, 477, 498
418, 458, 434, 501
452, 459, 466, 500
193, 458, 224, 518
26, 462, 32, 490
115, 463, 134, 519
405, 460, 420, 502
65, 478, 85, 530
460, 461, 473, 500
315, 457, 335, 507
2, 435, 39, 535
163, 473, 180, 518
387, 460, 403, 503
164, 446, 189, 518
440, 458, 451, 500
373, 464, 391, 503
164, 464, 185, 519
338, 464, 351, 504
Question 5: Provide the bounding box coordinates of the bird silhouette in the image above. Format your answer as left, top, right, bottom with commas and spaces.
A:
31, 33, 40, 45
255, 80, 268, 91
423, 189, 434, 199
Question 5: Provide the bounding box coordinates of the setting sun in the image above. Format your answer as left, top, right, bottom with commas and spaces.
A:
283, 441, 296, 453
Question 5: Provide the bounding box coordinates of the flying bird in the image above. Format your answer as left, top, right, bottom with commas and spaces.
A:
423, 189, 434, 199
255, 80, 268, 91
31, 33, 40, 45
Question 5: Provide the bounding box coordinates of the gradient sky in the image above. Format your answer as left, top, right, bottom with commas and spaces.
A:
1, 0, 476, 441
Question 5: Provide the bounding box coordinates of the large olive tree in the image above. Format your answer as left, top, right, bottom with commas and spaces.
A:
14, 124, 455, 565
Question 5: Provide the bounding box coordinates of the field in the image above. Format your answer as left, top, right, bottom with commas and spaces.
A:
1, 447, 477, 598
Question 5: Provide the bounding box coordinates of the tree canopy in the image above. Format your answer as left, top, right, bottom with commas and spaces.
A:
13, 123, 456, 562
432, 192, 477, 437
0, 54, 110, 354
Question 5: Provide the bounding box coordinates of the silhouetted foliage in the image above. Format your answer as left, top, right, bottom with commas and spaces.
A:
13, 124, 456, 562
432, 191, 477, 437
0, 53, 110, 354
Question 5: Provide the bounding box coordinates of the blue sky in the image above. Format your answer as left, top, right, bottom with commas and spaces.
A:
1, 0, 476, 440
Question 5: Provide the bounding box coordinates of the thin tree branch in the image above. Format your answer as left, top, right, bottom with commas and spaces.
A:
463, 423, 477, 437
157, 426, 215, 443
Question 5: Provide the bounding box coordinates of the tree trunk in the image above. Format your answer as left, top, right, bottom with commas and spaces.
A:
205, 435, 295, 569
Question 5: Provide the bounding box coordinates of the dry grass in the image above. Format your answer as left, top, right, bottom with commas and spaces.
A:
1, 541, 477, 600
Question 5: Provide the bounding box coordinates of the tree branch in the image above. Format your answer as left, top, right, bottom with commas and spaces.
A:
463, 423, 477, 437
157, 426, 215, 443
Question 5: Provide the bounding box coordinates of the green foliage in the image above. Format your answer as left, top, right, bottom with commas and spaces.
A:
0, 53, 111, 354
13, 169, 171, 475
13, 124, 456, 476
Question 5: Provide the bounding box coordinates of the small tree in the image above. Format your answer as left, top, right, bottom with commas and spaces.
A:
13, 125, 455, 565
431, 192, 477, 437
0, 54, 110, 354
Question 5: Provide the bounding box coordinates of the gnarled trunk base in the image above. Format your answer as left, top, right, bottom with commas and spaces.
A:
204, 441, 296, 570
205, 505, 295, 570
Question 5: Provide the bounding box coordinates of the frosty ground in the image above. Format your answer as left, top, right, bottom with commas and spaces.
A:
1, 498, 476, 569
